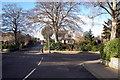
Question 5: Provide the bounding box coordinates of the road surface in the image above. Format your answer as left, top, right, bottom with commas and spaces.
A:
2, 44, 100, 79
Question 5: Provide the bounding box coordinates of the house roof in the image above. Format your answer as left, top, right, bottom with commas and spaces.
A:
0, 32, 14, 36
61, 38, 75, 41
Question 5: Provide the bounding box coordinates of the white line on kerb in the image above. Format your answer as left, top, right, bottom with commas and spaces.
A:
23, 57, 43, 80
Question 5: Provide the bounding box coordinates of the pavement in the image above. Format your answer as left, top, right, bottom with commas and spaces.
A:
83, 59, 119, 79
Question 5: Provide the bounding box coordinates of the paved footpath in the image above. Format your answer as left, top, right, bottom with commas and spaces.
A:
83, 59, 119, 80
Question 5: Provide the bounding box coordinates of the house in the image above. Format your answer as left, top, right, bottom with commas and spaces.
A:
61, 39, 75, 44
40, 40, 46, 45
57, 30, 76, 44
74, 34, 85, 43
0, 32, 15, 44
0, 32, 32, 45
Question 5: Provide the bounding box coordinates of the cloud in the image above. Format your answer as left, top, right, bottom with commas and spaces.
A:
76, 15, 104, 37
77, 15, 93, 24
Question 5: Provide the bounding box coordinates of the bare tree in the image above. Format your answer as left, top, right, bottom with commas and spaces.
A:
27, 2, 82, 43
2, 4, 26, 44
87, 0, 120, 40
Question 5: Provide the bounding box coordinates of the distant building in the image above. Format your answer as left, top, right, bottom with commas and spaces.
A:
40, 40, 46, 45
0, 32, 32, 45
61, 39, 75, 44
0, 33, 15, 44
75, 34, 85, 43
57, 30, 76, 44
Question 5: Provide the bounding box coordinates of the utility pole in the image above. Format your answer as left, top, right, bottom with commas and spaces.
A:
48, 33, 50, 53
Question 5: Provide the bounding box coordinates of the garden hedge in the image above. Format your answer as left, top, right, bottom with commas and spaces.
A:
103, 38, 120, 60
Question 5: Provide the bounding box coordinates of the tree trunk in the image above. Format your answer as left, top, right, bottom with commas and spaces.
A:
14, 32, 17, 44
48, 36, 50, 53
110, 18, 117, 40
54, 31, 59, 43
110, 0, 117, 40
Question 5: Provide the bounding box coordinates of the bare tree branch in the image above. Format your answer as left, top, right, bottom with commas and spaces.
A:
105, 0, 113, 12
99, 2, 112, 16
2, 4, 28, 43
27, 2, 82, 42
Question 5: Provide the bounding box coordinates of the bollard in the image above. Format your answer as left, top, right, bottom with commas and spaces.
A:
41, 48, 43, 53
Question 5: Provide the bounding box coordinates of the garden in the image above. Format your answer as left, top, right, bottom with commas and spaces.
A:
0, 40, 36, 52
44, 37, 120, 64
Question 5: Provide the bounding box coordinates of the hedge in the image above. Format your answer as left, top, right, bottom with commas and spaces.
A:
44, 42, 76, 51
103, 38, 120, 60
44, 42, 63, 50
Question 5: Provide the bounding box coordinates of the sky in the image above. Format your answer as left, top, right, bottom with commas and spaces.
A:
1, 2, 111, 40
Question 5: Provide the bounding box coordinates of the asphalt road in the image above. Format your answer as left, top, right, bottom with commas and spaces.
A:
2, 44, 100, 79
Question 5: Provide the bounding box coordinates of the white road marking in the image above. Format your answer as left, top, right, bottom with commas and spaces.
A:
23, 57, 43, 80
37, 57, 43, 66
38, 61, 41, 66
79, 63, 84, 66
41, 57, 43, 60
23, 68, 36, 80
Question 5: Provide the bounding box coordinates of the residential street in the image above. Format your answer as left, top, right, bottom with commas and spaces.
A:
1, 1, 120, 80
2, 44, 100, 79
